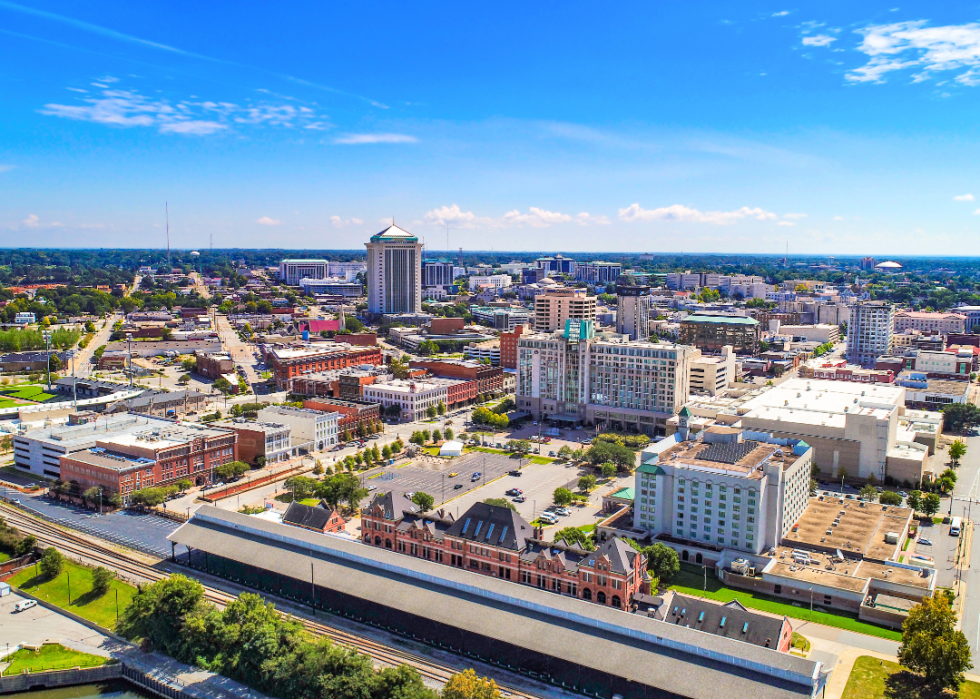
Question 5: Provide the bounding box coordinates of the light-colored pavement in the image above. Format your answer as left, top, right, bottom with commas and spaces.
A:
0, 590, 111, 652
72, 313, 120, 379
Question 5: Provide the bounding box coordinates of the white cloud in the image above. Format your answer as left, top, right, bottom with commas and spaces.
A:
972, 209, 980, 215
847, 21, 980, 84
423, 204, 607, 229
954, 193, 975, 201
772, 10, 790, 17
333, 133, 418, 145
832, 215, 844, 220
41, 82, 325, 136
803, 34, 836, 47
0, 165, 15, 173
330, 216, 364, 228
617, 203, 778, 225
22, 214, 39, 228
257, 217, 280, 226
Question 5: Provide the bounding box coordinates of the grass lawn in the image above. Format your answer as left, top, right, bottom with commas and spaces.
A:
0, 396, 22, 409
669, 563, 901, 641
578, 524, 596, 533
8, 560, 137, 630
4, 643, 108, 674
0, 552, 10, 563
0, 385, 58, 402
842, 655, 980, 699
527, 456, 555, 465
298, 498, 320, 506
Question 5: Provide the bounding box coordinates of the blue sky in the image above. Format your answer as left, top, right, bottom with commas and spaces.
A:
4, 1, 980, 254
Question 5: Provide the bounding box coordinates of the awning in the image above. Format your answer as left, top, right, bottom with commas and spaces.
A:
550, 414, 581, 423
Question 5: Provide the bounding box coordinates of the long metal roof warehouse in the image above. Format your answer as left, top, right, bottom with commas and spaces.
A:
169, 507, 826, 699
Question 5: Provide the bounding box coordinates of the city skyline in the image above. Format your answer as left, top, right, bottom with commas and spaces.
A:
4, 1, 980, 253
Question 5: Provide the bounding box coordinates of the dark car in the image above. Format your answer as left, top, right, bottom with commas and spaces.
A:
508, 470, 522, 477
454, 483, 464, 490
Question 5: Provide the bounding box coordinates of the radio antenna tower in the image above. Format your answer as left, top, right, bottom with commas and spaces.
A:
166, 202, 172, 272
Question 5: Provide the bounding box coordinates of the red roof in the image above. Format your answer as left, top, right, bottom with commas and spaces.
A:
305, 319, 341, 333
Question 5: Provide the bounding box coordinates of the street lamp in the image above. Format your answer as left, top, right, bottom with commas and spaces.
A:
42, 330, 52, 390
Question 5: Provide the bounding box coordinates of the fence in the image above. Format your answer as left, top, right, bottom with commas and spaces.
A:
200, 462, 311, 503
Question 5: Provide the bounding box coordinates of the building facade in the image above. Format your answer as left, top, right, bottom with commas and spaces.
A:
408, 358, 504, 396
362, 380, 448, 422
360, 497, 647, 611
301, 397, 381, 435
535, 254, 575, 275
267, 343, 383, 390
679, 314, 761, 355
279, 259, 329, 285
223, 420, 292, 465
634, 421, 812, 556
517, 321, 694, 436
616, 286, 652, 341
848, 301, 895, 368
534, 288, 597, 332
577, 262, 622, 285
366, 224, 424, 316
499, 324, 527, 369
688, 346, 736, 396
470, 274, 512, 289
257, 405, 338, 451
893, 311, 967, 335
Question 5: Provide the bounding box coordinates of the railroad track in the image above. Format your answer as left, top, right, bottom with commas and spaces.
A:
0, 502, 542, 699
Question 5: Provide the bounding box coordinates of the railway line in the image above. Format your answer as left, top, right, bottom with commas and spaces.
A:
0, 502, 544, 699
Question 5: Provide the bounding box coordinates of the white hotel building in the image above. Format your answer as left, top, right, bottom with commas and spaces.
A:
633, 413, 812, 556
362, 380, 448, 422
279, 259, 330, 286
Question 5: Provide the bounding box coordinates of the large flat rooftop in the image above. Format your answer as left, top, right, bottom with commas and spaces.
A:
658, 435, 800, 477
784, 497, 912, 561
737, 378, 904, 421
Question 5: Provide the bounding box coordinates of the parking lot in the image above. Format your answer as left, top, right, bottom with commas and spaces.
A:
912, 519, 960, 587
361, 451, 522, 510
4, 489, 179, 558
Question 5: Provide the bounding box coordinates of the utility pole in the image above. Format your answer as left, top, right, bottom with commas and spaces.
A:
43, 330, 52, 390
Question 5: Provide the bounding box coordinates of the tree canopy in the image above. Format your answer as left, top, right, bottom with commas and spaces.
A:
899, 591, 973, 692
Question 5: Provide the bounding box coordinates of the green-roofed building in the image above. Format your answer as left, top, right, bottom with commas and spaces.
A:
679, 313, 761, 354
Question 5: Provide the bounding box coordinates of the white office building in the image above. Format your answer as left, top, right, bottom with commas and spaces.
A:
362, 380, 447, 422
616, 286, 652, 340
633, 416, 813, 556
366, 225, 424, 315
469, 274, 512, 289
279, 259, 329, 286
257, 406, 337, 451
847, 301, 894, 367
688, 346, 736, 396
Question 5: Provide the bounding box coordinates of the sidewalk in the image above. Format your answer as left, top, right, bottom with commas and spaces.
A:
823, 647, 980, 699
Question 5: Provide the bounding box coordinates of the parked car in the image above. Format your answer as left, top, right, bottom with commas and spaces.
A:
537, 512, 559, 524
454, 483, 464, 490
508, 470, 523, 477
405, 491, 415, 500
505, 488, 523, 496
555, 507, 571, 516
13, 600, 36, 613
471, 472, 481, 481
548, 451, 556, 457
448, 472, 458, 478
919, 538, 933, 546
512, 495, 526, 503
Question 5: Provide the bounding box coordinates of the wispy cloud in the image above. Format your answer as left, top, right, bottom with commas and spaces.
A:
423, 204, 607, 229
22, 214, 39, 228
0, 165, 15, 173
330, 216, 364, 228
772, 10, 790, 17
803, 34, 836, 47
617, 203, 779, 225
257, 216, 280, 226
333, 133, 418, 145
847, 21, 980, 84
954, 193, 975, 201
40, 82, 326, 136
0, 0, 387, 108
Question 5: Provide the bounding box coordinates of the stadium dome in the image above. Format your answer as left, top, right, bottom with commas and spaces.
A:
874, 260, 902, 270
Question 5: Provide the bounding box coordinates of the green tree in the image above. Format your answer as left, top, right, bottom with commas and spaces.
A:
443, 669, 501, 699
426, 405, 437, 418
898, 592, 973, 692
444, 427, 454, 441
578, 474, 597, 492
284, 475, 318, 501
922, 492, 942, 517
585, 440, 635, 470
879, 491, 904, 506
411, 491, 435, 513
39, 547, 64, 579
600, 462, 617, 479
557, 445, 573, 461
483, 497, 517, 511
410, 431, 425, 446
643, 542, 680, 585
553, 526, 594, 550
432, 429, 443, 442
382, 444, 392, 460
437, 400, 446, 416
91, 566, 115, 596
809, 478, 818, 496
859, 484, 879, 502
553, 487, 573, 506
906, 490, 922, 513
118, 574, 207, 659
421, 429, 431, 442
941, 403, 980, 433
213, 377, 233, 394
507, 439, 531, 455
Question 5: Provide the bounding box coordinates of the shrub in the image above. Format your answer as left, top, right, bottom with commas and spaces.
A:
92, 566, 115, 596
39, 547, 64, 579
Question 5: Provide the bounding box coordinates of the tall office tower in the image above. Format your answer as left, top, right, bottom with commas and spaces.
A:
616, 285, 652, 340
365, 224, 423, 315
847, 301, 894, 367
279, 259, 329, 285
533, 288, 597, 332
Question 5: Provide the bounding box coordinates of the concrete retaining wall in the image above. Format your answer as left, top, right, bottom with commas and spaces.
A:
0, 663, 121, 693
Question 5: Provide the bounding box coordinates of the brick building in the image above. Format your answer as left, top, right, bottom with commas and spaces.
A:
282, 500, 346, 534
408, 358, 504, 397
679, 315, 761, 355
301, 397, 381, 434
361, 496, 648, 611
499, 324, 527, 369
428, 318, 466, 335
219, 420, 292, 465
195, 351, 234, 379
430, 377, 478, 407
59, 422, 239, 498
267, 343, 384, 390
